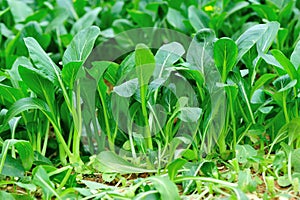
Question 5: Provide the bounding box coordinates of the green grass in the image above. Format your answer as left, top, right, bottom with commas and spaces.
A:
0, 0, 300, 199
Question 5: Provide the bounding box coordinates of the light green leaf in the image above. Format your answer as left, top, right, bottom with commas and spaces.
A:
0, 191, 15, 200
135, 43, 155, 86
188, 5, 209, 31
71, 8, 101, 35
24, 37, 61, 83
45, 8, 69, 33
236, 144, 257, 164
33, 166, 60, 200
0, 139, 33, 172
291, 40, 300, 70
154, 42, 185, 79
113, 78, 138, 97
166, 8, 186, 31
272, 49, 298, 81
95, 151, 156, 174
256, 21, 280, 56
236, 24, 267, 61
63, 26, 100, 65
147, 176, 180, 200
7, 0, 33, 23
178, 107, 202, 122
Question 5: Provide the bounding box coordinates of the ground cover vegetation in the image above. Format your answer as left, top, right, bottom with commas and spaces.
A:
0, 0, 300, 199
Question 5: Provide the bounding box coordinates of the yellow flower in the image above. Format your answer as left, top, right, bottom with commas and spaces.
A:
204, 5, 214, 12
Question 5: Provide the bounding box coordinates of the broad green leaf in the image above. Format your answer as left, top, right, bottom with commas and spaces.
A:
71, 8, 101, 35
236, 144, 257, 164
2, 98, 54, 129
135, 43, 155, 86
166, 8, 187, 31
7, 0, 33, 23
236, 24, 267, 61
214, 38, 238, 82
256, 21, 280, 54
178, 107, 202, 122
251, 4, 278, 21
287, 119, 300, 145
128, 10, 154, 27
260, 53, 283, 69
0, 84, 23, 105
87, 61, 115, 82
15, 182, 37, 193
154, 42, 185, 79
81, 180, 115, 190
103, 62, 119, 85
200, 161, 219, 179
188, 5, 209, 31
45, 8, 69, 33
251, 73, 277, 97
19, 66, 55, 104
187, 29, 215, 74
167, 158, 187, 180
0, 190, 15, 200
63, 26, 100, 65
0, 139, 33, 172
33, 166, 59, 200
61, 61, 83, 89
291, 40, 300, 70
24, 37, 61, 83
147, 176, 180, 200
34, 151, 52, 165
113, 78, 138, 97
56, 0, 78, 19
95, 151, 156, 174
8, 56, 32, 88
271, 49, 298, 81
0, 154, 24, 177
292, 149, 300, 172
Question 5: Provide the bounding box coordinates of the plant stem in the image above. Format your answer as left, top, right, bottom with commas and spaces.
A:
282, 94, 289, 123
140, 85, 153, 150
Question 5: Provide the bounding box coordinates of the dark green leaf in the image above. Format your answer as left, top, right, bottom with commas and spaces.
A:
214, 37, 238, 82
33, 166, 59, 199
167, 158, 187, 181
62, 61, 83, 89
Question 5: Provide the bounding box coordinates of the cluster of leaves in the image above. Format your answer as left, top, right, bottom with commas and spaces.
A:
0, 0, 300, 199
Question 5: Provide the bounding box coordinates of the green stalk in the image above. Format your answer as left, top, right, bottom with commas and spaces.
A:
72, 81, 82, 159
229, 94, 236, 152
294, 87, 298, 118
97, 82, 114, 151
41, 121, 49, 156
282, 94, 289, 123
140, 84, 153, 150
